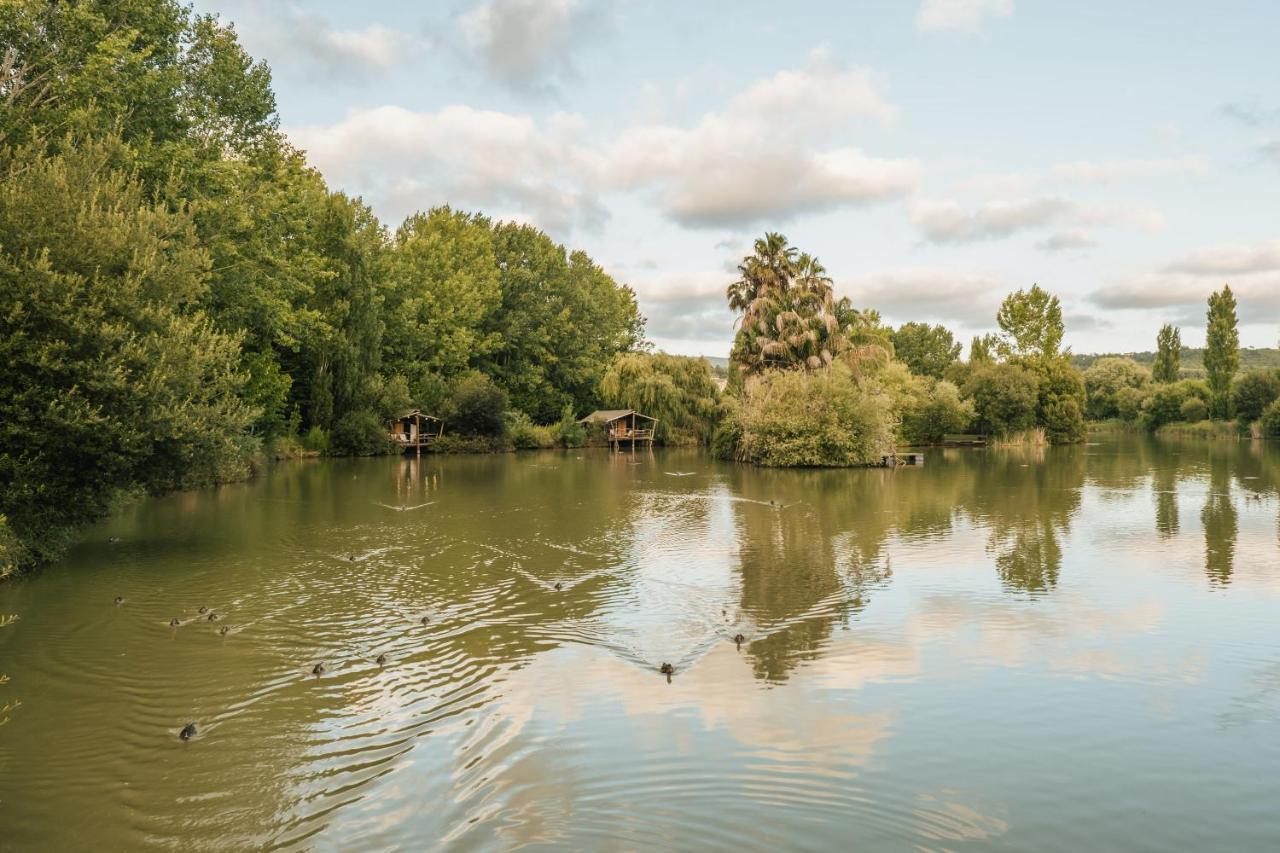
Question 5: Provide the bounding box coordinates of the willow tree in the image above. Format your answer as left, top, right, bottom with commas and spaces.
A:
599, 352, 721, 444
1204, 286, 1239, 419
1152, 323, 1181, 383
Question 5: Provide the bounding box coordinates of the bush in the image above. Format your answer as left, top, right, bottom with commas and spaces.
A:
301, 426, 331, 454
962, 363, 1039, 438
447, 371, 508, 437
1083, 357, 1150, 420
1231, 370, 1280, 423
556, 406, 587, 448
1113, 386, 1149, 422
900, 380, 975, 444
330, 411, 393, 456
432, 434, 512, 454
506, 411, 557, 449
732, 364, 896, 467
1260, 399, 1280, 438
1032, 358, 1087, 444
1179, 396, 1208, 423
1143, 379, 1211, 432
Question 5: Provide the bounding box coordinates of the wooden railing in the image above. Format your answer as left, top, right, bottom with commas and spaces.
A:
609, 428, 654, 441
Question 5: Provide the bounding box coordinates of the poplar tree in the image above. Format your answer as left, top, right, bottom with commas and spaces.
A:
1203, 286, 1239, 419
1152, 324, 1181, 383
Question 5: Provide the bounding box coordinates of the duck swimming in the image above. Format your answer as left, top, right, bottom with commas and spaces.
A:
113, 596, 124, 606
376, 653, 387, 667
179, 723, 197, 740
659, 662, 675, 676
206, 612, 219, 621
169, 617, 181, 627
554, 582, 562, 591
198, 606, 209, 615
733, 633, 746, 647
420, 616, 430, 625
312, 662, 326, 676
219, 626, 230, 636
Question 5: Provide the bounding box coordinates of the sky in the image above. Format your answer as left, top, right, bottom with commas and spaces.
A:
192, 0, 1280, 357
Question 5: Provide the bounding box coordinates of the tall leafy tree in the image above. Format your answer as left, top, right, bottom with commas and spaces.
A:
1204, 285, 1239, 419
1152, 323, 1182, 383
996, 284, 1064, 359
892, 322, 961, 378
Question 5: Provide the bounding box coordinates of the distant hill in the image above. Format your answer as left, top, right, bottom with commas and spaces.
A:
1072, 347, 1280, 378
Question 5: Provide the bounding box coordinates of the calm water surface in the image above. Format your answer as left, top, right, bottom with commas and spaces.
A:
1, 436, 1279, 850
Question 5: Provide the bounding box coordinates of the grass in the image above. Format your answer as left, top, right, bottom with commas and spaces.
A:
1153, 420, 1245, 440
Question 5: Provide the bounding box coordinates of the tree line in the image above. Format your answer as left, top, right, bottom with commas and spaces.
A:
0, 1, 645, 571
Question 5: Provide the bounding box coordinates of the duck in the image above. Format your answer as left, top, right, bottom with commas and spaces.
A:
206, 612, 219, 621
553, 582, 563, 591
169, 617, 181, 627
733, 633, 746, 645
219, 626, 230, 636
659, 662, 675, 676
113, 596, 124, 606
376, 653, 387, 667
108, 537, 121, 544
346, 554, 357, 562
419, 616, 430, 626
179, 722, 197, 740
198, 606, 209, 615
312, 662, 326, 676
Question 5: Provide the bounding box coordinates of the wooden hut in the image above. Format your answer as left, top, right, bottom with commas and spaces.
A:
579, 409, 657, 450
388, 410, 443, 454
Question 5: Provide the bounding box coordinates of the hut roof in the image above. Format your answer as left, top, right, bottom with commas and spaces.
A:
578, 409, 654, 424
395, 410, 440, 421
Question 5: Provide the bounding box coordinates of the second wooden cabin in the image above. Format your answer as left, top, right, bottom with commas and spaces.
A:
578, 409, 657, 450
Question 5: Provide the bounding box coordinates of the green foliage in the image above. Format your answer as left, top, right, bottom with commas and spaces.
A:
1028, 358, 1087, 444
968, 333, 999, 364
330, 411, 393, 456
727, 364, 896, 467
1180, 396, 1208, 423
301, 427, 330, 455
599, 352, 721, 444
1204, 285, 1240, 419
506, 412, 558, 449
892, 323, 961, 378
962, 364, 1040, 438
447, 372, 509, 437
1153, 324, 1182, 383
432, 435, 511, 454
899, 380, 975, 445
0, 139, 256, 568
1142, 380, 1210, 432
1230, 370, 1280, 423
1083, 357, 1151, 421
996, 284, 1064, 359
1260, 399, 1280, 438
556, 406, 587, 448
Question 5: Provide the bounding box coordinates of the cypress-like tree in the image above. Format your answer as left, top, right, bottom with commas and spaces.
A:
1203, 286, 1239, 419
1152, 324, 1181, 383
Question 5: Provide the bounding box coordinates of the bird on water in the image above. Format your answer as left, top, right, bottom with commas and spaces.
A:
169, 617, 181, 627
179, 723, 197, 740
113, 596, 124, 606
312, 662, 326, 676
376, 653, 387, 667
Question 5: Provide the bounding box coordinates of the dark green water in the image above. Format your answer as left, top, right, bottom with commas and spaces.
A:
1, 436, 1279, 850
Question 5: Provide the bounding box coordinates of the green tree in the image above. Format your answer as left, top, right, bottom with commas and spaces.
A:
1152, 323, 1182, 383
892, 322, 961, 378
969, 334, 999, 364
1083, 357, 1151, 420
599, 352, 722, 444
1230, 370, 1280, 423
996, 284, 1064, 359
962, 363, 1040, 437
0, 139, 255, 568
1204, 285, 1239, 419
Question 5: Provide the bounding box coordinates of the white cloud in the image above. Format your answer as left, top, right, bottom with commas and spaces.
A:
625, 271, 735, 343
1036, 230, 1097, 252
916, 0, 1013, 33
912, 196, 1163, 244
460, 0, 606, 89
234, 5, 415, 77
599, 50, 919, 227
1162, 238, 1280, 276
288, 105, 602, 235
1050, 156, 1210, 183
912, 197, 1072, 243
843, 267, 1006, 327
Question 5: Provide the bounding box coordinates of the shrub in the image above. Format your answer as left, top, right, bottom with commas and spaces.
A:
330, 411, 393, 456
1143, 379, 1211, 432
732, 364, 896, 467
1231, 370, 1280, 423
432, 435, 512, 454
556, 406, 587, 448
447, 371, 508, 437
301, 426, 331, 454
1113, 386, 1149, 422
1032, 358, 1087, 444
506, 411, 557, 449
900, 380, 975, 444
962, 363, 1039, 438
1260, 399, 1280, 438
1083, 357, 1151, 420
1179, 396, 1208, 423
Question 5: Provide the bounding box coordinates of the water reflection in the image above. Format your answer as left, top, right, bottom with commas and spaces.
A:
1, 435, 1279, 849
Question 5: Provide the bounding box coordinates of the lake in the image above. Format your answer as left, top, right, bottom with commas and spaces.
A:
1, 436, 1278, 850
